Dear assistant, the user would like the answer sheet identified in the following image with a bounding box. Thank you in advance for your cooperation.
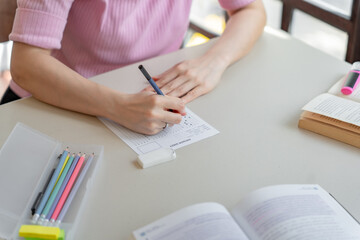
[90,65,219,154]
[99,108,219,154]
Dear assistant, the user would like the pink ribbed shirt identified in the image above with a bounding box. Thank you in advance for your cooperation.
[9,0,255,97]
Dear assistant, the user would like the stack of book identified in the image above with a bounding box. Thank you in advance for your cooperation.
[299,73,360,148]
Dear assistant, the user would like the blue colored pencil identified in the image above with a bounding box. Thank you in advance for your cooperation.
[54,153,95,225]
[39,153,76,224]
[45,153,81,221]
[31,148,69,223]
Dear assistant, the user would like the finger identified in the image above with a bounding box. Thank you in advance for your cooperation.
[154,66,178,79]
[142,86,156,92]
[162,97,186,117]
[142,71,179,92]
[161,75,189,95]
[154,68,180,88]
[161,110,184,125]
[166,80,198,98]
[142,76,161,92]
[145,126,164,135]
[181,87,206,104]
[143,118,172,135]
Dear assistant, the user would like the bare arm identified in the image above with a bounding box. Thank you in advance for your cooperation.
[144,0,266,103]
[11,42,186,135]
[206,0,267,66]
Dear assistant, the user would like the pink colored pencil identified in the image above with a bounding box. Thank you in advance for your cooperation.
[50,153,86,221]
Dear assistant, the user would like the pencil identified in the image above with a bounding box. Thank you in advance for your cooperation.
[39,153,76,224]
[31,168,55,215]
[53,153,95,225]
[45,153,81,221]
[32,148,69,223]
[50,153,87,223]
[31,154,61,215]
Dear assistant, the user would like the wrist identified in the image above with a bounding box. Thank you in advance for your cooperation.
[99,87,126,121]
[203,48,233,69]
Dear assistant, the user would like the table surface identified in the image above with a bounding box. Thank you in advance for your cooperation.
[1,27,359,239]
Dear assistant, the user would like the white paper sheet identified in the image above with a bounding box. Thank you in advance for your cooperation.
[90,65,219,154]
[99,108,219,154]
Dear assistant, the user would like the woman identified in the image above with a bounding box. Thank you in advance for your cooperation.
[3,0,266,135]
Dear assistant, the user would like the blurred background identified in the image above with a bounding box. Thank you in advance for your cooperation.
[185,0,353,60]
[0,0,356,99]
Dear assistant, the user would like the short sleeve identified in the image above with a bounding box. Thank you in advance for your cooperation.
[218,0,256,10]
[9,0,75,49]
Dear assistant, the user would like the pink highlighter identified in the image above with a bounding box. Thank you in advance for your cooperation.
[341,61,360,95]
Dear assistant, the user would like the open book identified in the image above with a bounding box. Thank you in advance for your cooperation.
[299,76,360,148]
[133,185,360,240]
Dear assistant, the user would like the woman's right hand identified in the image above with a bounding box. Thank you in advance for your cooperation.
[10,42,186,135]
[109,91,186,135]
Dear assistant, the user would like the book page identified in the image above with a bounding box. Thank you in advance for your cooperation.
[328,76,360,103]
[133,202,249,240]
[231,185,360,240]
[302,93,360,127]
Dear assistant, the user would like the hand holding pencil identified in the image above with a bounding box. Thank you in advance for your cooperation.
[106,65,186,135]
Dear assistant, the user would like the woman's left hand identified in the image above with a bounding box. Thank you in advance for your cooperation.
[143,0,266,103]
[143,54,228,103]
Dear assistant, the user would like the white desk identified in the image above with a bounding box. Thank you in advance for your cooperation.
[1,27,359,239]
